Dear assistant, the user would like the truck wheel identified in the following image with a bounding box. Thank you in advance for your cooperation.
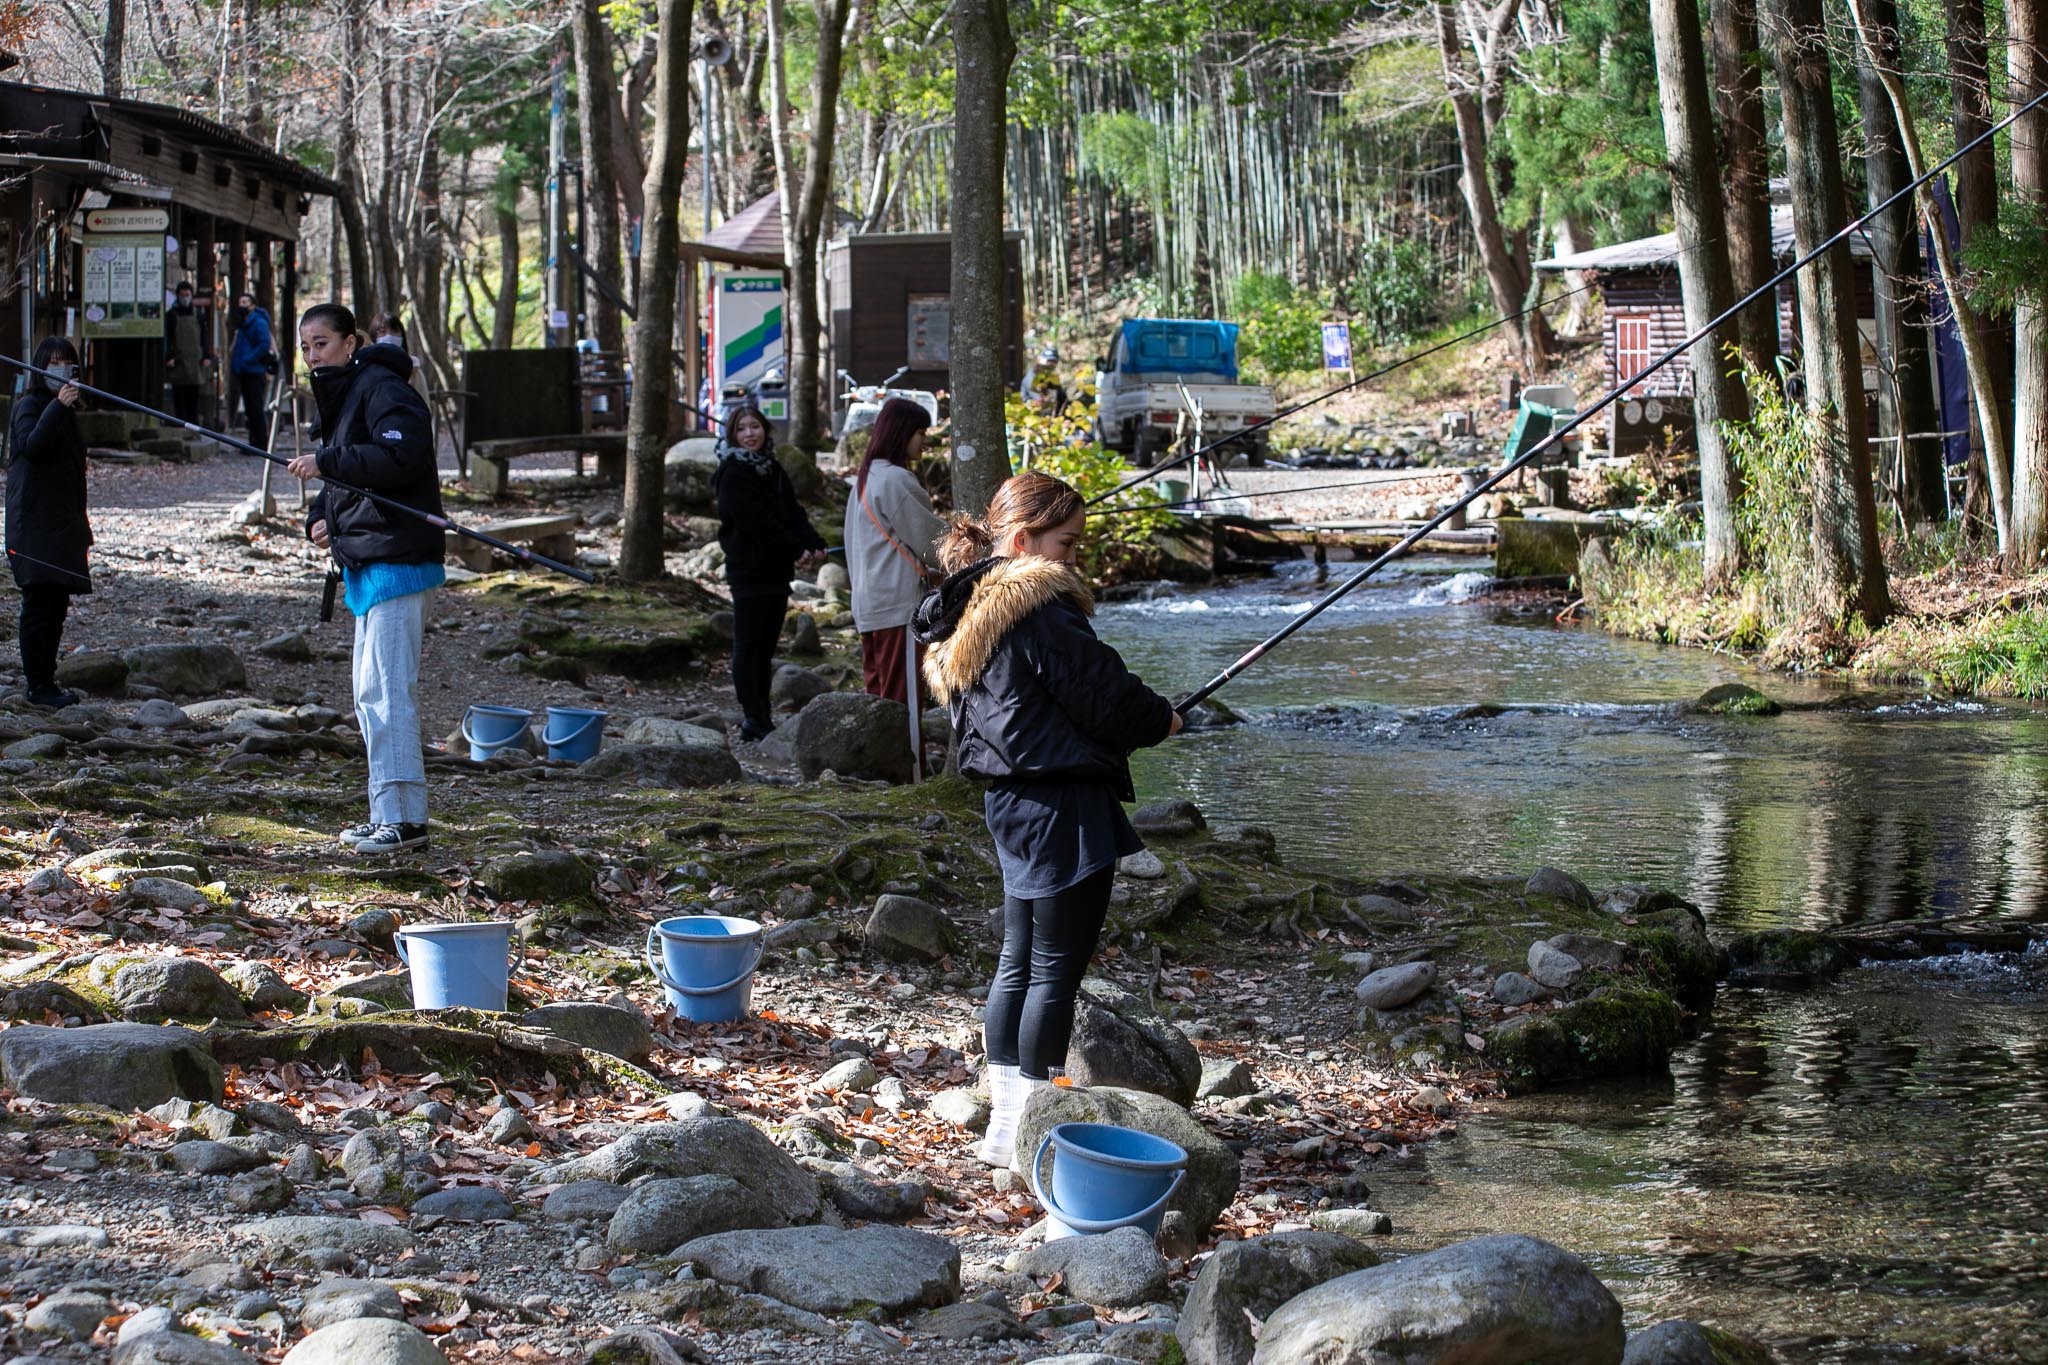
[1246,435,1269,468]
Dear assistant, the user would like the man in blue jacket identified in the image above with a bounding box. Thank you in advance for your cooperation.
[228,292,275,450]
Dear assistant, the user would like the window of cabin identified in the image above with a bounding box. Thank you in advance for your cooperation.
[1615,315,1652,393]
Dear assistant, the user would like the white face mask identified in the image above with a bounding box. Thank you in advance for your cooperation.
[44,362,75,390]
[373,334,401,348]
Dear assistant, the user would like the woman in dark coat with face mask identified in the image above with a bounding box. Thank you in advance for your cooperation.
[5,336,93,708]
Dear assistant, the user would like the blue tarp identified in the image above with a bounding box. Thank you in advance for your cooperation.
[1115,320,1240,380]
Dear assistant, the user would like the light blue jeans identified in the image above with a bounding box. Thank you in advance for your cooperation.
[353,589,432,825]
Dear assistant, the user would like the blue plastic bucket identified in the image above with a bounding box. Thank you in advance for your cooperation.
[544,706,607,763]
[462,704,533,762]
[646,915,763,1024]
[1030,1122,1187,1242]
[394,920,517,1011]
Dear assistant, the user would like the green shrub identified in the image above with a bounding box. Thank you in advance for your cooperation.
[1230,272,1325,376]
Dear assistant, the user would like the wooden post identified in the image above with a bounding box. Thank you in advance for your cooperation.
[681,246,702,431]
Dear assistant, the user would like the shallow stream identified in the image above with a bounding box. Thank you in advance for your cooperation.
[1100,559,2048,1362]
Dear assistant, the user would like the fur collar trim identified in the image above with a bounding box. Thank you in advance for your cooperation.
[920,556,1093,703]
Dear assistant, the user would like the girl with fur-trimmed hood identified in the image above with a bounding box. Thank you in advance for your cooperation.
[912,471,1183,1166]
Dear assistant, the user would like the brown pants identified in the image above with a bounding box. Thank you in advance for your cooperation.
[861,625,926,779]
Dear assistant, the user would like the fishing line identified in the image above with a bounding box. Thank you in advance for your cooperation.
[4,548,95,589]
[1170,83,2048,715]
[0,357,596,584]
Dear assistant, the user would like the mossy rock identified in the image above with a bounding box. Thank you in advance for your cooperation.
[1487,986,1684,1092]
[203,1011,663,1092]
[1722,929,1852,985]
[1687,683,1781,716]
[480,849,595,902]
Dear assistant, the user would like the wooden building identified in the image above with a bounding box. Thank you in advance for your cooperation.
[1535,205,1880,456]
[824,232,1025,424]
[1,80,338,417]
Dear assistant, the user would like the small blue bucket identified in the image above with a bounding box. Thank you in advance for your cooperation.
[646,915,763,1024]
[462,704,533,762]
[544,706,607,763]
[394,920,517,1011]
[1030,1122,1188,1242]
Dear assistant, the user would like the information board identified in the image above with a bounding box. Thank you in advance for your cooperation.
[907,294,951,367]
[1321,322,1353,372]
[711,270,785,401]
[81,232,166,339]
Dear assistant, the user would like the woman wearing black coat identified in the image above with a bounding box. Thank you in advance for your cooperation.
[5,336,92,708]
[711,406,826,741]
[912,470,1182,1168]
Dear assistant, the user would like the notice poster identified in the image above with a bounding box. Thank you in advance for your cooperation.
[81,233,168,339]
[907,294,950,367]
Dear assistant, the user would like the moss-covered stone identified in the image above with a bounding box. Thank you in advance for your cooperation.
[1488,987,1684,1092]
[1722,929,1853,984]
[1688,682,1782,716]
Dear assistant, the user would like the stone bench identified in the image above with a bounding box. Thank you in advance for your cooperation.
[467,433,627,498]
[448,514,580,573]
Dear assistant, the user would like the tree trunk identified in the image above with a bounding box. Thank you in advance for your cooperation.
[766,0,854,451]
[1771,0,1889,628]
[1850,0,2012,550]
[1435,0,1550,370]
[102,0,125,96]
[493,199,520,349]
[1854,0,1945,526]
[2009,0,2048,565]
[1945,0,2010,532]
[573,0,626,356]
[1651,0,1748,585]
[1708,0,1778,373]
[621,0,696,581]
[948,0,1016,516]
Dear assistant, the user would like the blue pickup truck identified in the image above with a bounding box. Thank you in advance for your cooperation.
[1091,319,1277,466]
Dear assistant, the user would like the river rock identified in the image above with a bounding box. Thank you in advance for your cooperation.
[1130,800,1205,836]
[865,894,961,962]
[25,1289,110,1341]
[239,1216,415,1266]
[1354,961,1436,1010]
[930,1088,989,1130]
[225,1167,293,1213]
[916,1300,1034,1342]
[1547,932,1629,970]
[113,957,245,1021]
[583,1325,699,1364]
[1525,866,1594,909]
[282,1318,445,1364]
[1249,1234,1623,1365]
[301,1278,407,1331]
[1017,1225,1167,1308]
[480,849,593,901]
[1179,1231,1379,1365]
[671,1224,960,1312]
[113,1329,261,1363]
[1622,1320,1773,1365]
[0,1022,223,1108]
[1197,1058,1255,1100]
[816,1056,880,1093]
[323,970,413,1012]
[120,876,216,912]
[1526,941,1584,992]
[257,630,315,662]
[522,1002,652,1063]
[620,717,728,750]
[1019,1084,1239,1235]
[1492,971,1548,1006]
[223,961,309,1011]
[1117,849,1167,880]
[792,692,913,783]
[811,1164,928,1222]
[165,1138,266,1175]
[815,561,851,595]
[770,665,830,711]
[578,742,743,787]
[2,978,104,1023]
[1064,977,1202,1106]
[1311,1208,1394,1238]
[529,1118,821,1223]
[133,698,192,728]
[607,1174,782,1253]
[57,649,129,693]
[1687,682,1781,716]
[786,613,823,655]
[122,643,248,696]
[4,732,66,760]
[410,1186,514,1220]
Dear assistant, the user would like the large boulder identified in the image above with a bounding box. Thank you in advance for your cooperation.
[527,1118,821,1224]
[1179,1231,1380,1365]
[281,1319,445,1365]
[1622,1321,1773,1365]
[121,643,248,696]
[57,650,129,694]
[606,1174,782,1254]
[522,1003,652,1063]
[1250,1234,1623,1365]
[112,957,246,1021]
[671,1224,960,1312]
[0,1023,223,1109]
[577,743,742,787]
[1016,1225,1167,1308]
[792,692,913,783]
[1063,978,1202,1106]
[1018,1084,1239,1235]
[479,850,594,902]
[865,895,962,963]
[664,437,721,507]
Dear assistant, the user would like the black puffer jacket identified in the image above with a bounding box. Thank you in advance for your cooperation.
[712,454,825,595]
[304,344,444,568]
[6,388,93,592]
[913,556,1176,799]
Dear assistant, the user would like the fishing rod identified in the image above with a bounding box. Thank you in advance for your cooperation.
[1170,84,2048,715]
[1083,275,1605,510]
[0,356,596,584]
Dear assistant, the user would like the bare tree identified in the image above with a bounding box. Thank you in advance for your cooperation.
[621,0,697,580]
[1772,0,1889,627]
[1709,0,1777,374]
[2009,0,2048,565]
[103,0,124,96]
[573,0,625,355]
[1650,0,1747,584]
[948,0,1016,516]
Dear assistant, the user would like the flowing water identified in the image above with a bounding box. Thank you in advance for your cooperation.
[1098,558,2048,1361]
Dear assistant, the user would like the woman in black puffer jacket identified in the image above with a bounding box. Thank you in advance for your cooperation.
[5,336,93,708]
[912,470,1182,1169]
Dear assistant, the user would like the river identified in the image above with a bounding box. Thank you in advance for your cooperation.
[1098,558,2048,1363]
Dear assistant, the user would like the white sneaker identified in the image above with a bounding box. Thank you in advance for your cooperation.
[976,1064,1023,1167]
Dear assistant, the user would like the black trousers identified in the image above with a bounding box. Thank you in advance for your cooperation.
[170,384,202,425]
[236,372,269,450]
[18,585,71,691]
[729,589,788,728]
[984,865,1116,1078]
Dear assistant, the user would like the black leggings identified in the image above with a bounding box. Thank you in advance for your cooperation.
[18,585,71,690]
[729,589,788,728]
[237,372,269,450]
[984,865,1116,1078]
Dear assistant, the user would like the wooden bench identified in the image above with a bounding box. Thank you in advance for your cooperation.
[467,432,628,498]
[448,514,581,573]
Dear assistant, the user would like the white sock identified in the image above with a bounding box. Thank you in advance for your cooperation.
[976,1063,1023,1167]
